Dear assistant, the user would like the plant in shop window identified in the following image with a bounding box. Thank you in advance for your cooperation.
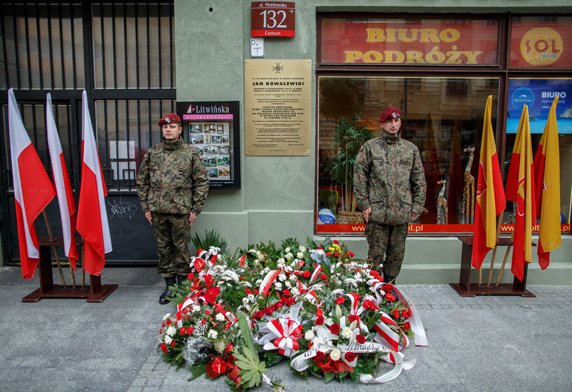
[328,116,374,224]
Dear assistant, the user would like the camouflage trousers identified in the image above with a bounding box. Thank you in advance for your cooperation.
[151,212,192,278]
[365,221,408,278]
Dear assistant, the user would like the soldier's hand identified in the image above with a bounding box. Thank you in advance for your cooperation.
[410,211,419,221]
[145,211,152,224]
[189,212,197,225]
[363,207,371,223]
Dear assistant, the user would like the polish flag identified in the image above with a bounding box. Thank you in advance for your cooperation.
[46,93,79,269]
[8,88,55,279]
[76,90,112,276]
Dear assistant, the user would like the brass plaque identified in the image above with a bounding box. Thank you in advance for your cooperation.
[245,59,312,156]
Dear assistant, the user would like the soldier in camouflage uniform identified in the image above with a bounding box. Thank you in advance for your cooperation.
[136,113,209,304]
[353,107,426,284]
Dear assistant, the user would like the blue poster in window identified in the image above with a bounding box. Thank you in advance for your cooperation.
[507,79,572,134]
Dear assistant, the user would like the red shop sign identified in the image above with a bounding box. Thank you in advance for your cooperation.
[251,2,295,38]
[320,17,500,66]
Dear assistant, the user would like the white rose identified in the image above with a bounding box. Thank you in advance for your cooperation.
[166,326,176,337]
[341,327,353,339]
[164,335,172,345]
[299,246,307,252]
[285,247,291,253]
[304,329,315,340]
[285,252,294,260]
[207,329,218,339]
[297,252,304,259]
[329,348,341,361]
[277,258,285,265]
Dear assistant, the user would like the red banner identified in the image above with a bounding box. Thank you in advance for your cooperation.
[510,16,572,69]
[316,224,571,235]
[320,18,499,65]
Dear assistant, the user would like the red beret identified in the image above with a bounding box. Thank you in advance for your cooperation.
[158,113,181,126]
[379,107,401,123]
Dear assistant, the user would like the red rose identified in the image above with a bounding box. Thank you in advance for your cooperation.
[344,352,356,362]
[160,343,168,353]
[333,252,339,258]
[332,239,339,244]
[225,343,234,354]
[171,341,177,347]
[335,296,345,305]
[186,326,194,335]
[362,299,379,311]
[206,356,227,379]
[320,273,327,281]
[403,322,411,330]
[315,316,325,325]
[179,328,185,336]
[329,323,341,335]
[347,251,355,258]
[382,284,393,292]
[385,293,396,302]
[369,270,382,280]
[401,309,411,319]
[348,314,360,324]
[315,351,326,362]
[282,288,291,296]
[303,271,311,279]
[356,334,366,344]
[392,309,400,319]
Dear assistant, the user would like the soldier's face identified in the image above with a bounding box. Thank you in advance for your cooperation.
[162,123,182,140]
[380,117,401,135]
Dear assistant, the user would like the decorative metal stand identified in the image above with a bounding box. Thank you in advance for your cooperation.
[436,178,448,224]
[22,237,117,303]
[449,236,535,297]
[462,146,475,224]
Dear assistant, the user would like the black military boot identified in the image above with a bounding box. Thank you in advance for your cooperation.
[176,274,187,285]
[159,276,177,305]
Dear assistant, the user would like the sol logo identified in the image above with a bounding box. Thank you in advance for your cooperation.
[520,28,562,66]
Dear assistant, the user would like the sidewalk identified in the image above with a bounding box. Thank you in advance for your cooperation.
[1,266,571,392]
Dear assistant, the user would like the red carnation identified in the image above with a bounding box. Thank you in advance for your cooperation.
[303,271,311,279]
[356,334,366,344]
[160,343,168,353]
[315,351,326,362]
[392,309,400,319]
[348,314,360,324]
[335,296,345,305]
[385,293,396,302]
[402,322,411,330]
[363,299,379,311]
[320,273,328,281]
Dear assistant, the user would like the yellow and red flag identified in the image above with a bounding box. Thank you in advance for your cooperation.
[471,96,506,269]
[505,105,536,282]
[533,97,561,269]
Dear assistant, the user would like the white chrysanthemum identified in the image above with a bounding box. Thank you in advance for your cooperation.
[299,246,307,252]
[277,257,285,265]
[296,251,304,259]
[285,281,292,288]
[248,294,255,302]
[192,305,201,313]
[291,287,300,296]
[285,247,291,253]
[257,252,265,261]
[285,252,294,260]
[242,297,249,305]
[207,329,218,339]
[329,348,341,361]
[289,274,298,282]
[278,273,287,281]
[256,279,262,286]
[163,313,171,321]
[215,313,225,321]
[274,282,283,291]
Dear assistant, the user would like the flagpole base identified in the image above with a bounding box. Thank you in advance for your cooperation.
[450,236,536,298]
[21,238,118,303]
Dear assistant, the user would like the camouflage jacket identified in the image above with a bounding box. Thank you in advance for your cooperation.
[136,139,209,215]
[353,132,426,225]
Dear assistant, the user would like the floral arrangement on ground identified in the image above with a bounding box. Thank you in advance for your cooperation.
[158,238,427,391]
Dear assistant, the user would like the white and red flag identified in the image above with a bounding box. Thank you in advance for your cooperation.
[76,90,112,276]
[533,97,561,269]
[8,88,56,279]
[471,95,506,269]
[46,93,79,270]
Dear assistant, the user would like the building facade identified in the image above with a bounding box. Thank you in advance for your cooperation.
[1,0,571,284]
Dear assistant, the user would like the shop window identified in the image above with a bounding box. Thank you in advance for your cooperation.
[504,78,572,227]
[316,76,499,235]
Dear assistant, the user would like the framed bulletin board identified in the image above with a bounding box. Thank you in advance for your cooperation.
[177,101,241,189]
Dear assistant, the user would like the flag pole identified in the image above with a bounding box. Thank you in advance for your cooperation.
[496,230,516,286]
[486,212,505,286]
[41,210,66,287]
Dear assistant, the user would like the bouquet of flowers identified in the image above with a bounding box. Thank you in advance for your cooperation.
[158,238,426,390]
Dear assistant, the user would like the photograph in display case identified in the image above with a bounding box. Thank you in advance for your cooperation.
[177,101,241,188]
